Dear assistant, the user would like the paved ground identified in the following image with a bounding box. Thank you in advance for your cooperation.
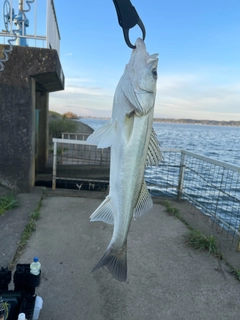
[0,186,43,268]
[1,186,240,319]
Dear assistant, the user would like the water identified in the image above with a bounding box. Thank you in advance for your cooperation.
[81,118,240,167]
[81,118,240,235]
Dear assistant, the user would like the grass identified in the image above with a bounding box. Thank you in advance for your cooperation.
[231,269,240,281]
[162,200,193,231]
[9,193,44,269]
[0,194,18,215]
[162,200,218,254]
[2,301,9,319]
[237,226,240,252]
[185,229,218,254]
[161,199,240,281]
[0,296,9,319]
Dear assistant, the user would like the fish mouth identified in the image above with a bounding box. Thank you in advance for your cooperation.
[134,38,146,51]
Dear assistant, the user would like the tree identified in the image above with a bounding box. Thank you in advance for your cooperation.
[62,112,79,119]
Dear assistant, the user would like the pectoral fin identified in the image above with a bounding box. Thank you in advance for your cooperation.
[86,120,117,148]
[133,181,153,219]
[90,196,114,225]
[146,128,162,166]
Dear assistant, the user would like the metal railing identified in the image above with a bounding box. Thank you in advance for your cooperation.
[51,138,240,239]
[146,149,240,239]
[52,138,110,190]
[0,0,60,54]
[46,0,60,53]
[61,132,90,141]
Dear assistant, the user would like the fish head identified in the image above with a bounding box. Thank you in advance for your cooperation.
[123,38,159,116]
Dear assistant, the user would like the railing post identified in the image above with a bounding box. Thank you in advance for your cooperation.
[101,149,104,165]
[177,151,186,200]
[52,139,57,190]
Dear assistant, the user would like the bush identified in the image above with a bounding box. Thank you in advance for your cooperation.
[49,118,78,138]
[62,112,79,119]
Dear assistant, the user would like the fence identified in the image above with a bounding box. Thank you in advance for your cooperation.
[46,0,60,53]
[0,0,60,54]
[52,138,110,190]
[61,132,90,141]
[146,149,240,239]
[52,138,240,240]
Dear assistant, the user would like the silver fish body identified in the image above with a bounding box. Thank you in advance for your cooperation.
[87,38,161,282]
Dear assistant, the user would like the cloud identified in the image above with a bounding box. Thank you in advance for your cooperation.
[65,53,72,56]
[50,80,113,117]
[65,77,95,84]
[50,71,240,121]
[64,85,105,96]
[51,78,112,99]
[50,105,111,118]
[155,73,240,120]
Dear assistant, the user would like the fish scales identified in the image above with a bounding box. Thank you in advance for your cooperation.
[87,38,161,282]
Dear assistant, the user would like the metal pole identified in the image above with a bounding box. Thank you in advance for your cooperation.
[177,151,186,200]
[10,0,13,33]
[46,0,49,48]
[52,139,57,190]
[19,0,24,39]
[34,0,37,46]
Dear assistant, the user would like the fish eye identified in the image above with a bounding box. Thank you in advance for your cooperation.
[152,69,157,77]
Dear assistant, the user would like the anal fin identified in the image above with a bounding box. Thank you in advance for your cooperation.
[90,196,114,225]
[146,128,162,167]
[133,181,153,219]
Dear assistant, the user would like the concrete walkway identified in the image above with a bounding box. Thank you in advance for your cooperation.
[15,190,240,320]
[0,186,43,268]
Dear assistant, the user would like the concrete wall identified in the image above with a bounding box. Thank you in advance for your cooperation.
[0,45,64,192]
[36,91,49,173]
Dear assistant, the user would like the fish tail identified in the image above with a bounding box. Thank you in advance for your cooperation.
[92,245,127,282]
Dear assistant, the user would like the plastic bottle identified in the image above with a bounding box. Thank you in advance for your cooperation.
[30,257,41,275]
[18,313,27,320]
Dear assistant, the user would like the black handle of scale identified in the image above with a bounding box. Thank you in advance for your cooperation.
[112,0,146,49]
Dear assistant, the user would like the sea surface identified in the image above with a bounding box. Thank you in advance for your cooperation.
[81,118,240,167]
[80,118,240,234]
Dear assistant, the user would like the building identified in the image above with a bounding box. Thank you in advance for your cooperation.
[0,0,64,191]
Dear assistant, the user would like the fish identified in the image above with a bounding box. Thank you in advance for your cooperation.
[87,38,162,282]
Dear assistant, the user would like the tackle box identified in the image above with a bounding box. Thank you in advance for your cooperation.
[0,264,41,320]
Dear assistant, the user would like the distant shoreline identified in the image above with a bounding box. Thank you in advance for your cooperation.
[81,116,240,127]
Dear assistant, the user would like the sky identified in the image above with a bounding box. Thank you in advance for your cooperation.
[2,0,240,120]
